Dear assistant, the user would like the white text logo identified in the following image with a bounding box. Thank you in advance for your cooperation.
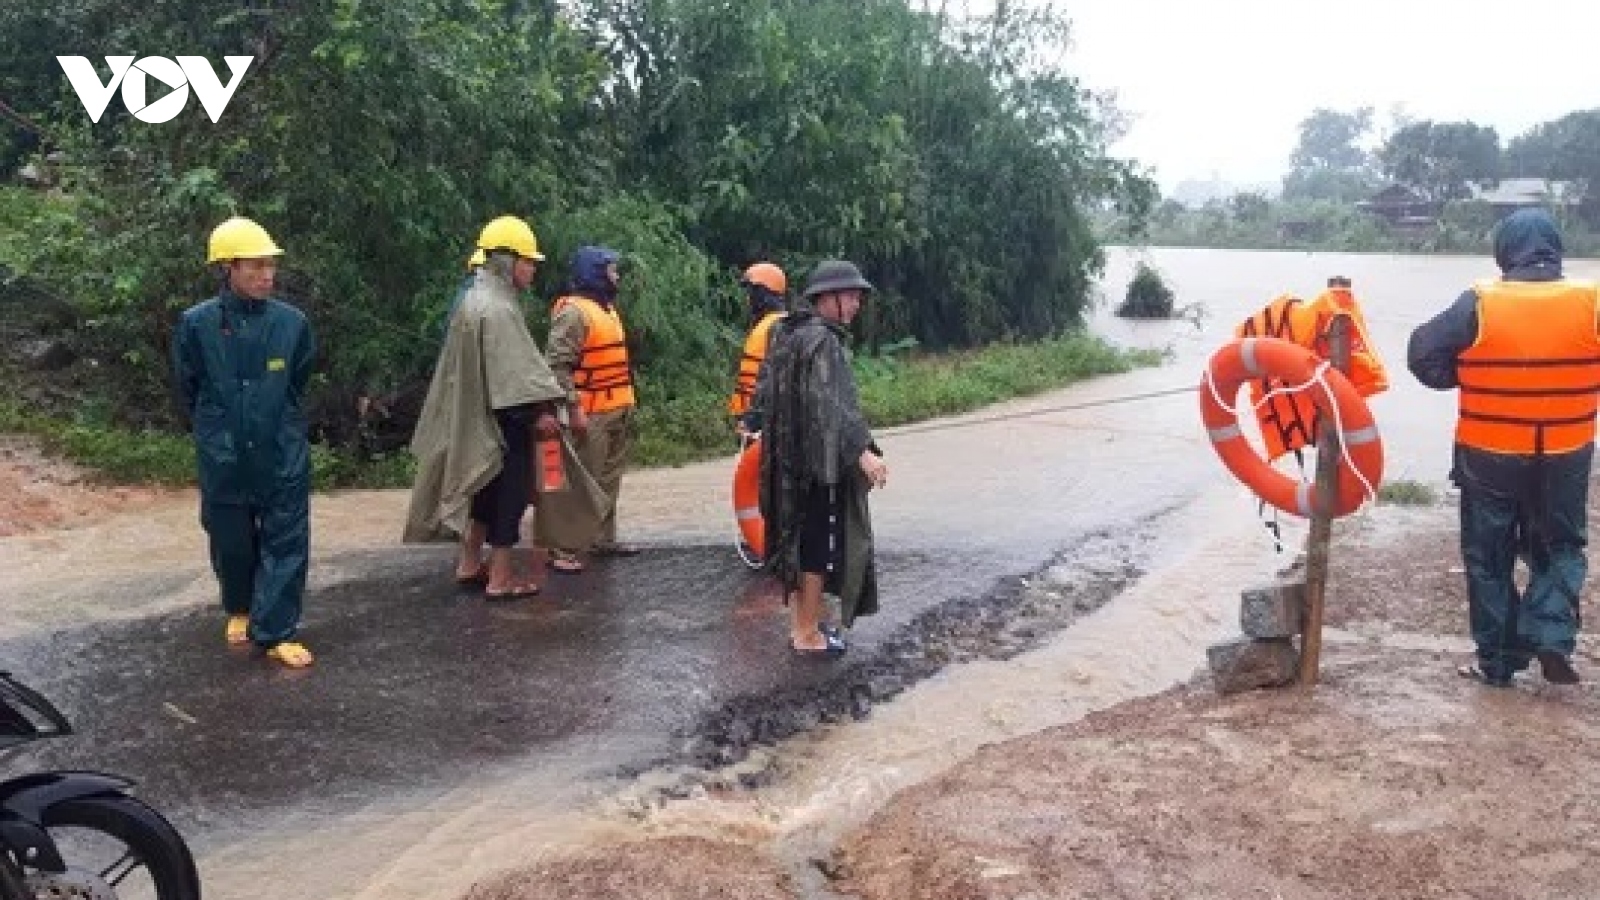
[56,56,254,124]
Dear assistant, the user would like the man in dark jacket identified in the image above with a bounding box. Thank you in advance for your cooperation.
[174,217,316,668]
[1408,208,1597,686]
[754,259,887,655]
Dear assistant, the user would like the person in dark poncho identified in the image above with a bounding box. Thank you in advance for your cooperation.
[752,259,887,655]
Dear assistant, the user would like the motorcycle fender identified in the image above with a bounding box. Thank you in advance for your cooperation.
[0,772,133,873]
[0,813,62,873]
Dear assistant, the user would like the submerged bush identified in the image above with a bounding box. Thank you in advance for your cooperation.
[1117,262,1177,318]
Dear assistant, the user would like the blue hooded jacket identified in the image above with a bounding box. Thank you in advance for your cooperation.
[568,246,621,306]
[1407,207,1591,491]
[1407,208,1565,391]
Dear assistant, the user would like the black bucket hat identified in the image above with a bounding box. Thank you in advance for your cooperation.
[802,259,873,298]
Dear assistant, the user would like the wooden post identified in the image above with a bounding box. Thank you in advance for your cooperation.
[1298,280,1353,687]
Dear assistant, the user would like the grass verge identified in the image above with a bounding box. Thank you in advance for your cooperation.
[0,332,1163,490]
[1376,479,1440,507]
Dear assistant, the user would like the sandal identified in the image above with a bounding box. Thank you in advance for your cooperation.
[550,551,586,573]
[591,543,642,558]
[792,624,847,657]
[455,566,488,585]
[225,614,250,646]
[485,581,542,601]
[266,641,315,669]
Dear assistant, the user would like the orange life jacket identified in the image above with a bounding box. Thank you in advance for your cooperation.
[1307,286,1388,396]
[727,311,783,415]
[1456,278,1600,455]
[1234,287,1389,462]
[553,295,635,414]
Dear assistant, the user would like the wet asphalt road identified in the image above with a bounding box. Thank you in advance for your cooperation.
[0,542,996,832]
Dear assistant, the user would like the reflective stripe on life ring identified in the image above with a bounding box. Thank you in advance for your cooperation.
[1199,336,1384,518]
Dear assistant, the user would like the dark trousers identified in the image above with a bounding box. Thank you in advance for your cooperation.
[1457,444,1589,678]
[798,483,842,575]
[202,490,309,647]
[471,408,532,548]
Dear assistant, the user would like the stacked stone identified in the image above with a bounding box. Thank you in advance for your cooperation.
[1206,581,1304,694]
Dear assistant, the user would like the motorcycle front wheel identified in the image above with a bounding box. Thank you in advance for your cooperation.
[29,793,201,900]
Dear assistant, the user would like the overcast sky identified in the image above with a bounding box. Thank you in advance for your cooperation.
[1052,0,1600,191]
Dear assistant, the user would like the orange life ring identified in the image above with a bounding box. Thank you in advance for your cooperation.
[732,437,766,560]
[1200,336,1384,518]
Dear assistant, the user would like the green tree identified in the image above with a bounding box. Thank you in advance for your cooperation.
[1282,107,1380,201]
[1228,192,1271,224]
[1290,107,1373,171]
[1506,109,1600,195]
[1379,120,1502,202]
[0,0,1146,459]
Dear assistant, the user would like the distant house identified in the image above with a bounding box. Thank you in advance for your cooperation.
[1467,178,1581,220]
[1355,184,1440,227]
[1278,219,1315,242]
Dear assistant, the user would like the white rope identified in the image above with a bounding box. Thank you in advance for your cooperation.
[1313,372,1382,513]
[1202,353,1380,516]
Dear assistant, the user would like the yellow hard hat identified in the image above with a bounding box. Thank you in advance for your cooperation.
[208,217,283,263]
[467,248,486,271]
[741,262,786,294]
[475,215,546,261]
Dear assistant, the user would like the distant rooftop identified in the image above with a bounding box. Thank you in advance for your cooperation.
[1468,178,1578,205]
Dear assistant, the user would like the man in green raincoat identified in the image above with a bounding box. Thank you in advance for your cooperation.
[173,216,317,668]
[404,215,605,596]
[754,259,887,655]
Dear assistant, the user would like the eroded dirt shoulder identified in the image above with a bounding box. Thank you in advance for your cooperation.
[829,491,1600,900]
[830,641,1600,899]
[0,436,175,536]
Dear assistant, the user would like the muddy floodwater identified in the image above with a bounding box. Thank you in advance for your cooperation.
[2,246,1596,899]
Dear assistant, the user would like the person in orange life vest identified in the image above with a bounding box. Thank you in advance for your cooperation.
[1408,208,1593,687]
[546,246,639,571]
[730,262,788,438]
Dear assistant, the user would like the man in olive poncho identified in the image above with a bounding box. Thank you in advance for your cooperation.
[753,259,887,655]
[404,215,572,598]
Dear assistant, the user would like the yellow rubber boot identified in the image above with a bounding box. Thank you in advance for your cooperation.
[266,641,314,668]
[225,615,250,646]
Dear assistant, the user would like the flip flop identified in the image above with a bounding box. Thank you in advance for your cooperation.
[486,581,542,601]
[550,552,585,573]
[590,543,642,558]
[455,568,488,586]
[225,614,250,646]
[265,641,314,669]
[792,625,847,657]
